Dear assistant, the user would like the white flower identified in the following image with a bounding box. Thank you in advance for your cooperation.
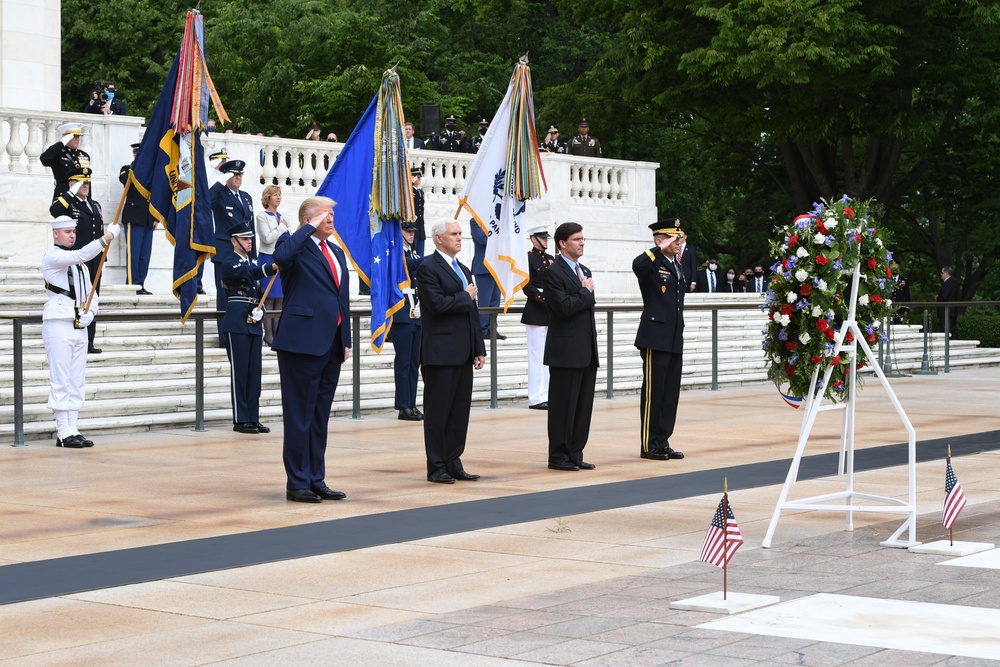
[795,269,808,282]
[796,247,809,258]
[780,244,788,252]
[858,294,870,306]
[814,232,827,244]
[799,332,811,344]
[786,291,798,303]
[817,280,827,291]
[825,217,838,229]
[876,238,883,247]
[872,320,881,329]
[811,306,823,317]
[885,299,892,308]
[778,314,791,326]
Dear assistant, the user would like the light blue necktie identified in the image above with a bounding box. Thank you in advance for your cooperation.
[452,257,468,288]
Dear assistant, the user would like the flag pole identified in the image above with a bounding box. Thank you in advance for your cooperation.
[83,180,130,313]
[723,477,729,601]
[948,444,954,546]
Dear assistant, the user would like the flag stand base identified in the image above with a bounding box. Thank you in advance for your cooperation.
[671,592,780,615]
[762,264,920,550]
[908,540,994,557]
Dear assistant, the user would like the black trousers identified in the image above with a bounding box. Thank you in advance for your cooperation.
[421,363,473,476]
[639,348,683,455]
[547,363,597,465]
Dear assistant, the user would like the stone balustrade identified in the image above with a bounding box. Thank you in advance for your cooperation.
[2,108,658,297]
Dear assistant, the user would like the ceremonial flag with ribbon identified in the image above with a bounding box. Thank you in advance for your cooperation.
[943,456,967,529]
[458,55,546,311]
[316,69,411,351]
[128,9,229,322]
[699,494,744,568]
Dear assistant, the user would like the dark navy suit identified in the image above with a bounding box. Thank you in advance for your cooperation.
[392,248,424,411]
[219,247,275,425]
[210,182,255,344]
[272,225,351,492]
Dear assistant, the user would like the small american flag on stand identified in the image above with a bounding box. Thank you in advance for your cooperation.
[943,456,967,530]
[699,495,744,568]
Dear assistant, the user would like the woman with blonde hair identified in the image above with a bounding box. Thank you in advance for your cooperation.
[255,184,290,346]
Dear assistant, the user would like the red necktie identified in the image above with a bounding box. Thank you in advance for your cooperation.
[575,264,584,282]
[319,240,342,325]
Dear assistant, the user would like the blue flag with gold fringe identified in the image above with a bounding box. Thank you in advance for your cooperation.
[128,10,227,322]
[316,70,411,352]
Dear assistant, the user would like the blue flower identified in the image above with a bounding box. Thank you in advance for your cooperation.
[880,332,889,342]
[841,194,852,204]
[812,202,825,214]
[866,227,876,235]
[825,343,835,354]
[886,251,893,262]
[789,355,798,364]
[778,329,788,341]
[816,380,824,390]
[824,237,834,247]
[796,300,809,311]
[865,323,876,335]
[832,259,843,271]
[786,256,798,269]
[878,279,886,289]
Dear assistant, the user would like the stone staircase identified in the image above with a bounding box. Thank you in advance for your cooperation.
[2,253,999,443]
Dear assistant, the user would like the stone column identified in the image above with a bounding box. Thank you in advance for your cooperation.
[0,0,61,112]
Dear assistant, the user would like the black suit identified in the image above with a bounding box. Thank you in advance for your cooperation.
[543,256,598,466]
[633,248,685,457]
[748,275,768,293]
[720,279,741,293]
[678,243,697,291]
[272,226,351,492]
[696,268,720,293]
[937,275,960,334]
[416,252,485,476]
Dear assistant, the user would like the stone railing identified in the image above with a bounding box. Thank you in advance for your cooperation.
[1,108,659,296]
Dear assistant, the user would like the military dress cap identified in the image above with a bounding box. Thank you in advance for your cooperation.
[444,114,458,123]
[130,142,141,150]
[410,165,424,176]
[478,118,489,127]
[51,215,77,230]
[209,148,229,161]
[547,125,559,133]
[401,220,418,231]
[220,159,245,175]
[67,166,92,182]
[57,122,84,136]
[649,218,683,237]
[526,224,549,237]
[226,222,254,238]
[577,117,590,126]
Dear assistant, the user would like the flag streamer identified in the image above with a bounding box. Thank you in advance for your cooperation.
[371,69,415,223]
[505,60,546,200]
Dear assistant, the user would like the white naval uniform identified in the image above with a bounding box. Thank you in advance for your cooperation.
[42,238,104,438]
[525,325,549,406]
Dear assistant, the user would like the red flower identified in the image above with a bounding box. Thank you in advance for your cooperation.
[785,341,797,351]
[810,355,822,364]
[855,232,862,243]
[871,294,883,304]
[845,331,854,342]
[886,267,892,278]
[824,328,836,339]
[786,364,796,376]
[833,380,844,388]
[843,207,855,219]
[867,258,877,270]
[781,258,789,269]
[867,333,876,343]
[816,319,829,332]
[830,354,841,366]
[780,304,794,316]
[817,221,827,234]
[768,311,774,321]
[857,362,865,370]
[800,284,812,296]
[789,235,798,248]
[815,255,829,266]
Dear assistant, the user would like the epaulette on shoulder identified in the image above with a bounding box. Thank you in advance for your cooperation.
[645,249,656,262]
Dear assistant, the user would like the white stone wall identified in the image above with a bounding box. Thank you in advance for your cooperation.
[0,0,61,112]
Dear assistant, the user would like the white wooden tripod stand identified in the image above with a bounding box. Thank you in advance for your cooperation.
[761,260,920,549]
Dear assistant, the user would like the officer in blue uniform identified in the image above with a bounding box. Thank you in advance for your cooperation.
[120,143,158,294]
[633,219,686,461]
[211,159,255,347]
[392,220,425,421]
[219,221,276,434]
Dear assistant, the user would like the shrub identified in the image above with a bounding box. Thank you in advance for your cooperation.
[957,308,1000,348]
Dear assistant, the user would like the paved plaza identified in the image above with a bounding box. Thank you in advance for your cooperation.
[1,368,998,665]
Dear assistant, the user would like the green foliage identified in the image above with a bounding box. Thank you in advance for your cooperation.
[956,308,1000,348]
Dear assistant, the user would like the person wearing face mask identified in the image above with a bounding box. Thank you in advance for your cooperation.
[696,256,721,293]
[82,82,126,116]
[748,264,768,293]
[721,267,742,293]
[431,115,467,152]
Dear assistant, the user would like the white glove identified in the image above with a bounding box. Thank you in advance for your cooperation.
[250,308,264,323]
[108,224,122,240]
[69,181,83,196]
[60,134,74,146]
[77,311,95,328]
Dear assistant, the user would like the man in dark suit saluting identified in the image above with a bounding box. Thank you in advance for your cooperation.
[273,196,351,503]
[543,222,599,471]
[416,219,486,483]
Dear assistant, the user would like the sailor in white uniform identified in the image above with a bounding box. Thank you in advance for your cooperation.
[42,215,120,448]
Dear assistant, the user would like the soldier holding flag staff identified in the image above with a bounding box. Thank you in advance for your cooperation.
[120,143,158,295]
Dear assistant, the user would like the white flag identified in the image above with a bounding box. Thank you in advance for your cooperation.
[459,81,531,310]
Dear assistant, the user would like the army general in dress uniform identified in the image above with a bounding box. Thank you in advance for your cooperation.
[432,115,467,152]
[219,222,277,435]
[40,122,92,200]
[632,219,686,461]
[568,117,602,158]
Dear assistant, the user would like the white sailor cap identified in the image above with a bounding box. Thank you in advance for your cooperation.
[57,122,84,136]
[51,215,77,230]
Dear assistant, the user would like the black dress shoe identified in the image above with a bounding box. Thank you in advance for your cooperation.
[76,433,95,447]
[548,462,579,471]
[56,434,88,449]
[666,447,685,459]
[286,488,322,503]
[310,485,346,500]
[528,402,548,410]
[398,408,421,422]
[137,288,152,295]
[427,469,456,484]
[495,333,507,340]
[451,470,480,481]
[640,451,669,460]
[412,408,424,418]
[88,346,102,354]
[574,461,596,470]
[233,422,260,434]
[253,422,270,434]
[197,288,207,295]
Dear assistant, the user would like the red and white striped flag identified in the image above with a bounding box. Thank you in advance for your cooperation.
[699,495,744,568]
[943,458,967,529]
